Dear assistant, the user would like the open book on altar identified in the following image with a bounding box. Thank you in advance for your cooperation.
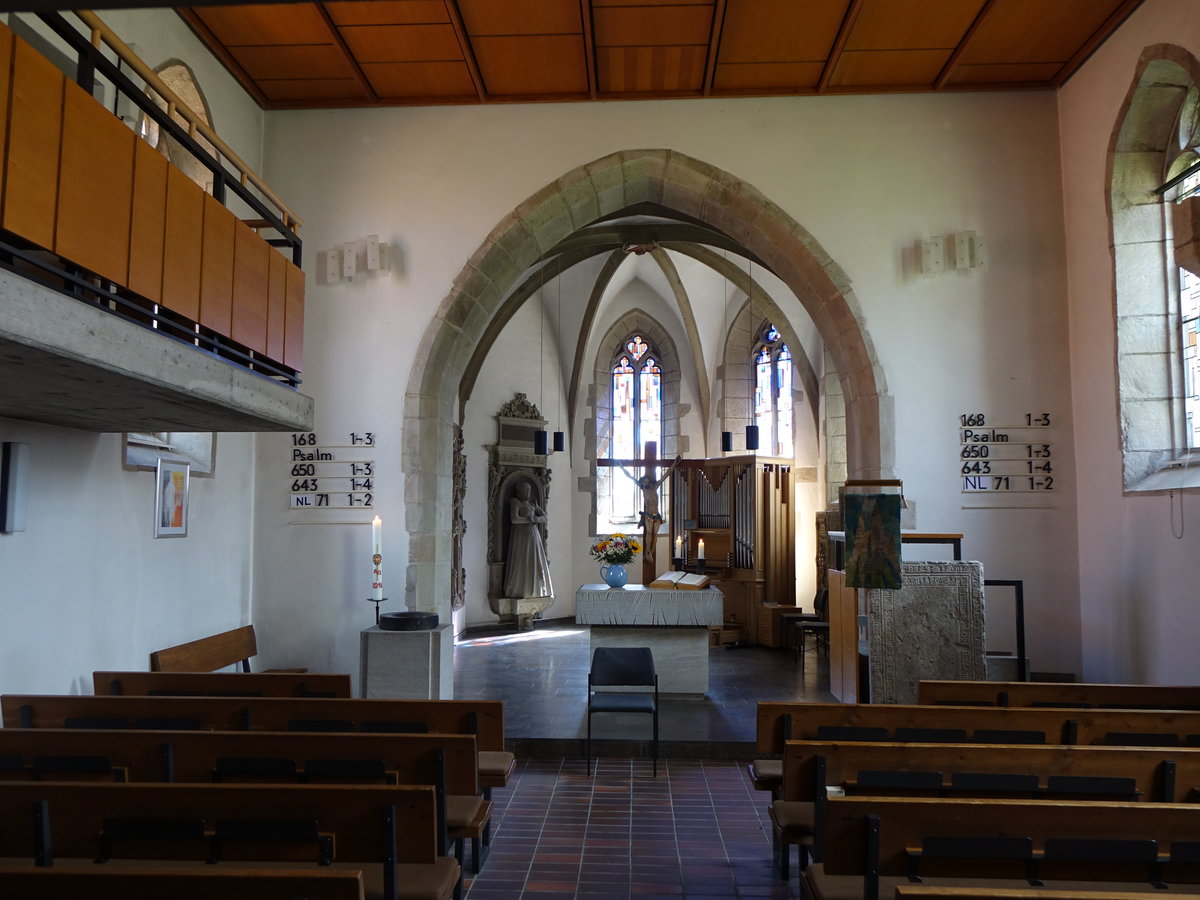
[648,571,712,590]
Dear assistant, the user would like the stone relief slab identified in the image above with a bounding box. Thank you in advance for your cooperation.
[866,560,986,704]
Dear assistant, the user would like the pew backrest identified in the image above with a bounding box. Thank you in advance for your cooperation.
[149,625,263,672]
[822,796,1200,895]
[782,740,1188,803]
[756,701,1200,754]
[919,680,1200,710]
[2,694,506,752]
[95,670,352,698]
[0,781,439,865]
[0,727,480,795]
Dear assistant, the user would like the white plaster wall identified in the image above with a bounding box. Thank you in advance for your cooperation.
[260,89,1080,676]
[0,9,273,693]
[0,421,258,693]
[1058,0,1200,682]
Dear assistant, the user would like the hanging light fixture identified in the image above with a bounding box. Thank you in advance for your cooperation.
[745,254,760,452]
[534,263,549,455]
[721,251,733,453]
[553,268,566,453]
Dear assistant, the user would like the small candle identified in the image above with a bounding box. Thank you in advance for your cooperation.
[371,516,383,601]
[675,536,682,558]
[697,538,705,560]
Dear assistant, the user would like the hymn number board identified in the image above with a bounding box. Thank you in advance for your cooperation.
[288,432,375,510]
[959,412,1058,507]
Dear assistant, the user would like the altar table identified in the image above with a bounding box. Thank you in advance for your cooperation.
[575,584,724,695]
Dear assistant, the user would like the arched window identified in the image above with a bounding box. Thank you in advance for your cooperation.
[608,334,662,523]
[753,324,793,457]
[1111,52,1200,489]
[1175,166,1200,449]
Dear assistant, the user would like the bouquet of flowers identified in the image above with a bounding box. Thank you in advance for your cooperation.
[589,533,642,564]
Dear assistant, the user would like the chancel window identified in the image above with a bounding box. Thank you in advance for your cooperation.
[606,335,662,526]
[753,325,793,457]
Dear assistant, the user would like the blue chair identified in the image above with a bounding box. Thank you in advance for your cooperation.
[587,647,659,776]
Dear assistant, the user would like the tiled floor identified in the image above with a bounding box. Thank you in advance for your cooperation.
[453,622,829,898]
[464,756,795,899]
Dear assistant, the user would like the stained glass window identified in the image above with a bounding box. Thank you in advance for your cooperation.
[607,335,664,524]
[753,325,793,456]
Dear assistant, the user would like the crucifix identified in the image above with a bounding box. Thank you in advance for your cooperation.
[597,441,680,584]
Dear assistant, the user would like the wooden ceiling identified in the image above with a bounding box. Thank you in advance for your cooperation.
[174,0,1146,110]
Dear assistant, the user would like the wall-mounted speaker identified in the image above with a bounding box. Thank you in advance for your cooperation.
[1,442,30,533]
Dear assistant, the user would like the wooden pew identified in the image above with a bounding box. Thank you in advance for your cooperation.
[768,739,1197,876]
[919,680,1200,711]
[756,701,1200,756]
[2,694,516,792]
[0,727,488,872]
[95,670,352,698]
[149,624,302,673]
[0,781,459,900]
[811,796,1200,900]
[0,867,366,900]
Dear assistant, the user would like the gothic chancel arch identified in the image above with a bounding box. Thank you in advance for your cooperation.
[401,149,892,615]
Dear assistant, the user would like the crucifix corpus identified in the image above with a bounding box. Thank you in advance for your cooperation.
[597,441,680,584]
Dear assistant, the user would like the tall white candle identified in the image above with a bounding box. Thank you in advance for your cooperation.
[674,535,682,558]
[697,538,705,560]
[371,516,383,601]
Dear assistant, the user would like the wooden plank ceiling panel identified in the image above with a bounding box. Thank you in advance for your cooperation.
[828,49,952,90]
[711,61,824,93]
[363,61,478,100]
[258,78,370,103]
[844,0,985,51]
[592,4,714,48]
[326,1,449,27]
[960,0,1126,65]
[339,24,464,63]
[943,62,1064,87]
[192,3,334,46]
[718,0,848,63]
[597,45,708,95]
[230,45,360,81]
[171,0,1145,108]
[473,35,588,97]
[459,0,581,35]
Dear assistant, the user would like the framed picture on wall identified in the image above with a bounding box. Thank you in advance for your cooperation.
[154,459,190,538]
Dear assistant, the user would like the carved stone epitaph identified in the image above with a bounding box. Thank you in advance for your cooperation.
[486,393,555,629]
[866,560,986,704]
[450,425,466,612]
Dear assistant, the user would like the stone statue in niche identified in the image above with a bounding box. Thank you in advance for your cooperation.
[486,393,555,630]
[503,480,553,601]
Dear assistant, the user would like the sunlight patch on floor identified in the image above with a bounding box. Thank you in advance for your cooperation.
[457,628,587,647]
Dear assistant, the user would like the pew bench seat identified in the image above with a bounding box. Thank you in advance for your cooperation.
[478,749,515,791]
[0,865,367,900]
[806,867,1200,900]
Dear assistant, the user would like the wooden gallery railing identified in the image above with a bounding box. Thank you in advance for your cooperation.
[0,12,305,385]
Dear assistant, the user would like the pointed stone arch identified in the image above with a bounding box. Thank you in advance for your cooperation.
[402,149,891,614]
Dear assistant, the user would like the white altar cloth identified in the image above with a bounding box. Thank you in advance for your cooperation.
[575,584,723,695]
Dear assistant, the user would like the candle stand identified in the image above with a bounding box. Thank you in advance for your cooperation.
[366,596,388,625]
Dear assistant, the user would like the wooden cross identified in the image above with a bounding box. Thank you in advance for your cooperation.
[597,441,678,584]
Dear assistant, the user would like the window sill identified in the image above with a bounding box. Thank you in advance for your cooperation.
[1127,457,1200,493]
